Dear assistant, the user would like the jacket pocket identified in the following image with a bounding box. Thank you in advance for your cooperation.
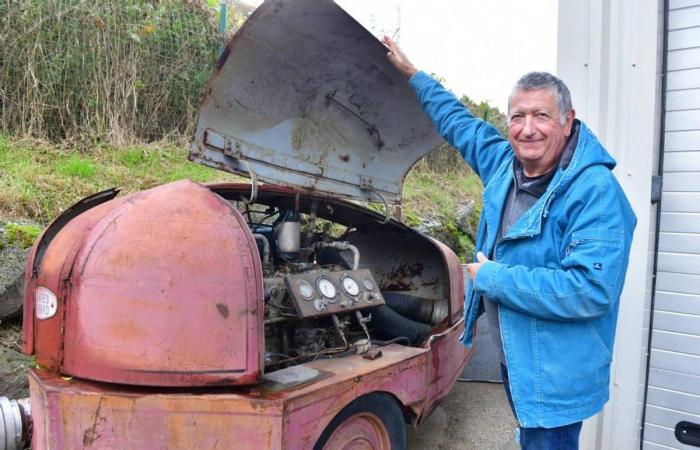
[565,229,624,288]
[536,319,612,407]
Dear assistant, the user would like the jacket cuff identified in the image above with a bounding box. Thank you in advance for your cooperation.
[408,71,435,93]
[473,261,501,296]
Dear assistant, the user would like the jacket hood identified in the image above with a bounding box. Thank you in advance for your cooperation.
[563,120,617,178]
[503,119,618,239]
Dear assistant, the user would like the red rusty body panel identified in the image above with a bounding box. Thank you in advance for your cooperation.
[26,180,264,386]
[24,197,128,370]
[28,345,428,450]
[281,345,428,450]
[430,238,466,324]
[29,369,283,450]
[420,319,475,422]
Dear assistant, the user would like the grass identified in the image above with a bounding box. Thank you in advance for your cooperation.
[403,160,483,259]
[4,223,42,249]
[0,136,483,260]
[0,137,243,224]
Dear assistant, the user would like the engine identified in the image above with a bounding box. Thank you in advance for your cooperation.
[22,181,455,388]
[237,198,436,370]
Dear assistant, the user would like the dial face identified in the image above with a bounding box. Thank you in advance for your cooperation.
[342,277,360,296]
[298,280,314,300]
[362,277,374,291]
[313,298,326,312]
[317,278,337,300]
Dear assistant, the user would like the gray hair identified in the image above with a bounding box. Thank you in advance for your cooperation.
[508,72,573,124]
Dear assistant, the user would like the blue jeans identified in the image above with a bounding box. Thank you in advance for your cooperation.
[500,364,582,450]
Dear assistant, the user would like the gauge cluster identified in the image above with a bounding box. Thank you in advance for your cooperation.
[284,269,384,318]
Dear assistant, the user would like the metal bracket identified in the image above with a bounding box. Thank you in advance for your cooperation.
[360,177,390,224]
[225,140,258,204]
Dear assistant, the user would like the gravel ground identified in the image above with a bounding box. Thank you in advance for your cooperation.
[0,320,31,399]
[408,381,519,450]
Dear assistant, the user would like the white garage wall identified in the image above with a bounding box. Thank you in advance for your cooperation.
[557,1,663,449]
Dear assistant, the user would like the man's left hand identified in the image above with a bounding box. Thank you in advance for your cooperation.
[466,252,490,281]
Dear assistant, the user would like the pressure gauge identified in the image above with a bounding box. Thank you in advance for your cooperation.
[362,277,374,291]
[313,298,327,312]
[341,276,360,297]
[298,280,314,300]
[317,278,337,300]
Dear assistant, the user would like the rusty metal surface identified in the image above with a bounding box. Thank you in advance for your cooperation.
[189,0,441,205]
[28,180,264,386]
[24,197,127,370]
[345,228,449,311]
[28,345,428,449]
[430,238,467,324]
[23,189,119,355]
[28,370,284,450]
[420,320,475,423]
[283,346,428,449]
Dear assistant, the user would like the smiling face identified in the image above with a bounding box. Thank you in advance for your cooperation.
[508,88,575,177]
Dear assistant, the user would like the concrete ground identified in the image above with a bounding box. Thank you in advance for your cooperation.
[407,380,519,450]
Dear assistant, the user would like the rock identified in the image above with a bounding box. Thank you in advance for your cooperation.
[415,216,442,234]
[456,200,476,240]
[0,221,40,321]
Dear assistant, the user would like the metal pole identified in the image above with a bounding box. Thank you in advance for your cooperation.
[219,2,228,56]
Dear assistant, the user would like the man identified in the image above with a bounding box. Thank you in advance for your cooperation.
[383,36,636,450]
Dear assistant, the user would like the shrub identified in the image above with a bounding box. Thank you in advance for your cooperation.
[0,0,223,144]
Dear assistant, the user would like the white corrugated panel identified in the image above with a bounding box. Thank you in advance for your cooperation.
[670,0,700,10]
[644,10,700,449]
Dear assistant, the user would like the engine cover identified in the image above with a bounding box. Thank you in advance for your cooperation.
[23,180,264,387]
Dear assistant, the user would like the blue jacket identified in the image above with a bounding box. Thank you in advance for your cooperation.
[409,71,636,428]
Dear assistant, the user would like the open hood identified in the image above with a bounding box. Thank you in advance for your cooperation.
[189,0,441,205]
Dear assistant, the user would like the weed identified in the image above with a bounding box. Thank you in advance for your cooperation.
[56,156,97,179]
[119,148,146,167]
[5,223,41,249]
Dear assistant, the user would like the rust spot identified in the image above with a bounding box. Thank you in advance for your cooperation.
[338,154,350,162]
[216,303,230,318]
[382,261,425,291]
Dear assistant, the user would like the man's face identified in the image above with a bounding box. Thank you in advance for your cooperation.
[508,88,575,177]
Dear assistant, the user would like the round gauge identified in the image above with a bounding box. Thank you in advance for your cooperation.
[362,277,374,291]
[341,277,360,297]
[298,280,314,300]
[317,278,337,300]
[313,299,326,312]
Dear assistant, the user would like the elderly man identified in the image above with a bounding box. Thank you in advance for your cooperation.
[383,37,636,450]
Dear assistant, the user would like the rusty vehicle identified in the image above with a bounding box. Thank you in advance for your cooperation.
[0,1,475,448]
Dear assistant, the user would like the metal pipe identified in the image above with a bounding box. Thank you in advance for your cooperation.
[331,314,348,348]
[315,242,360,270]
[0,397,30,450]
[252,233,270,264]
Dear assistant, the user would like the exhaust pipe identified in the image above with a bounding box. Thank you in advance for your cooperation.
[0,397,30,450]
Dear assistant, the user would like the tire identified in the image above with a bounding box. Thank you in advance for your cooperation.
[314,393,406,450]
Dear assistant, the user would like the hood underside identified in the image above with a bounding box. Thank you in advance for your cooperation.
[189,0,441,204]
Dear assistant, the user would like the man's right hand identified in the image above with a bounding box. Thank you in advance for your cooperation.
[382,35,418,78]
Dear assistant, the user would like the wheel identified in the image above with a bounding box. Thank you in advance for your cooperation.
[314,393,406,450]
